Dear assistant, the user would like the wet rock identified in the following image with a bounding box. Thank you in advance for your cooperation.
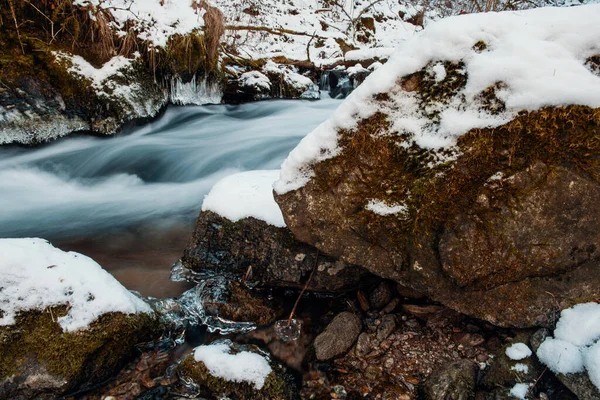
[530,328,600,400]
[424,360,476,400]
[314,312,362,361]
[179,211,374,293]
[177,340,297,400]
[0,309,158,400]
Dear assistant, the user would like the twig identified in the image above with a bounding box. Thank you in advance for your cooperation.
[287,249,319,326]
[527,366,547,396]
[8,0,25,54]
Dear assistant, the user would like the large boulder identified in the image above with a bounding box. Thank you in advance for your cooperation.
[0,239,158,399]
[274,6,600,327]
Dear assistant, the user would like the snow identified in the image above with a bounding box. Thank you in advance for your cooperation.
[65,54,133,89]
[347,63,370,77]
[274,5,600,194]
[193,342,272,390]
[202,170,285,227]
[506,343,532,360]
[510,383,530,399]
[365,199,408,216]
[553,302,600,346]
[511,363,530,373]
[536,302,600,389]
[537,337,585,374]
[73,0,206,48]
[239,71,272,92]
[0,238,152,332]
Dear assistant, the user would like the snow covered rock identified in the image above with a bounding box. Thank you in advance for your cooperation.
[274,5,600,327]
[0,238,158,398]
[177,340,297,400]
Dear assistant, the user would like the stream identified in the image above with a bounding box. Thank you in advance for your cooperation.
[0,96,341,297]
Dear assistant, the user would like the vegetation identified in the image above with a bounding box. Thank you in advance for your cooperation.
[0,306,158,393]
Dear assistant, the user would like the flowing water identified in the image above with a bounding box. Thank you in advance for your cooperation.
[0,96,341,297]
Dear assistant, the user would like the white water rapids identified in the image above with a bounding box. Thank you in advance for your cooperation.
[0,97,341,241]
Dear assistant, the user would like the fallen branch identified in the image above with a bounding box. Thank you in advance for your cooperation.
[225,25,325,38]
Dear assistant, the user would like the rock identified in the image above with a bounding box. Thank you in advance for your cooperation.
[369,281,394,309]
[177,340,297,400]
[376,314,397,342]
[355,332,373,357]
[275,31,600,327]
[0,309,158,400]
[424,360,476,400]
[179,211,374,293]
[314,312,362,361]
[530,328,600,400]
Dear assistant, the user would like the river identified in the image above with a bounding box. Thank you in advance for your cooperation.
[0,96,341,297]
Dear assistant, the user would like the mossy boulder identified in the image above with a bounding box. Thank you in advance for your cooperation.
[177,341,297,400]
[179,211,374,293]
[274,7,600,328]
[0,308,158,399]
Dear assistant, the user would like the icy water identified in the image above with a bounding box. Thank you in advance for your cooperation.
[0,96,341,296]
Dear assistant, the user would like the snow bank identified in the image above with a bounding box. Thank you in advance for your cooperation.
[275,4,600,194]
[74,0,205,48]
[536,302,600,390]
[194,342,272,390]
[0,238,152,332]
[506,343,532,360]
[202,170,285,227]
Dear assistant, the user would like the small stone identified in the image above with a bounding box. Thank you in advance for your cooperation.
[355,332,373,357]
[384,357,395,369]
[376,314,397,342]
[364,365,382,380]
[424,360,476,400]
[382,297,400,314]
[357,290,370,311]
[314,312,362,361]
[369,281,394,309]
[476,353,489,362]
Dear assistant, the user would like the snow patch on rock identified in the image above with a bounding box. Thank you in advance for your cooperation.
[202,170,285,227]
[0,238,152,332]
[193,342,272,390]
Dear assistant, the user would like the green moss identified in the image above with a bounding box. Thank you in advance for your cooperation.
[179,350,295,400]
[0,307,158,392]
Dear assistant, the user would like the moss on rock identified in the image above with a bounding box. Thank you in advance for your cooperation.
[178,343,297,400]
[0,307,158,398]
